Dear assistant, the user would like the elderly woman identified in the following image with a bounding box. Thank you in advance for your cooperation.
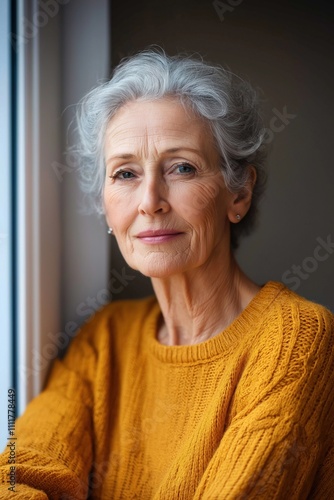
[1,50,333,499]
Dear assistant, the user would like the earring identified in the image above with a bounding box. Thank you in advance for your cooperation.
[108,227,113,234]
[236,214,241,221]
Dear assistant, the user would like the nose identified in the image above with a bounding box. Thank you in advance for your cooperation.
[138,176,170,216]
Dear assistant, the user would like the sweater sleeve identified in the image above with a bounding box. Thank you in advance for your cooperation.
[0,313,103,499]
[194,302,334,500]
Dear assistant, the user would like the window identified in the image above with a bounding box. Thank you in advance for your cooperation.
[0,0,110,449]
[0,0,12,449]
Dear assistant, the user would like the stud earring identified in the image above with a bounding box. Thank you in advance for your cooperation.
[108,227,113,234]
[236,214,241,221]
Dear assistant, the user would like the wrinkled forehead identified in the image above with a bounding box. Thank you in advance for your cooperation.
[104,98,217,156]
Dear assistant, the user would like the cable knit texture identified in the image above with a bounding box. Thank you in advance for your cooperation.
[0,282,334,499]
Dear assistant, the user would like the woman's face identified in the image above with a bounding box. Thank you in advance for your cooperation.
[103,98,236,278]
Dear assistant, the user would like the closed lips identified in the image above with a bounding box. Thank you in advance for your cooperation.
[136,230,183,237]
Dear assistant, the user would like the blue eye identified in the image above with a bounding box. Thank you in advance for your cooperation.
[175,163,196,175]
[112,170,135,180]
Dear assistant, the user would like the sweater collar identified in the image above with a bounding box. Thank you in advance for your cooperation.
[145,281,286,364]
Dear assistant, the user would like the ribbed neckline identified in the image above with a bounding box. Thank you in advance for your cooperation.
[144,281,285,364]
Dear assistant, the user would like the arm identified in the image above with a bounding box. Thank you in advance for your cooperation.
[194,304,334,499]
[0,316,100,499]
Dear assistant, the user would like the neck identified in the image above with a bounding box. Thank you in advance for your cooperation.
[151,248,260,346]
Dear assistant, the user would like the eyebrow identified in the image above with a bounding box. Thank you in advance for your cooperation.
[106,147,204,164]
[107,153,135,161]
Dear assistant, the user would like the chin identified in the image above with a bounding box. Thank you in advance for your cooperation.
[137,266,182,279]
[132,255,191,279]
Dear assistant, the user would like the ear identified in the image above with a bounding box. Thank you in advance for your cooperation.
[227,166,257,223]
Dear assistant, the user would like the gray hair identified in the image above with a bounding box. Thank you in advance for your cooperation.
[75,48,267,248]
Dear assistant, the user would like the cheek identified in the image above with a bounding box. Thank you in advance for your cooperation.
[175,180,226,226]
[103,186,133,230]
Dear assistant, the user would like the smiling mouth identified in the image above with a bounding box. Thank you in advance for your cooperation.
[136,230,183,244]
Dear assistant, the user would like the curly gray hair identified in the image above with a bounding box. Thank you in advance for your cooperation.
[75,48,267,248]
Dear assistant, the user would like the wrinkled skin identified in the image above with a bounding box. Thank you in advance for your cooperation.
[103,98,259,345]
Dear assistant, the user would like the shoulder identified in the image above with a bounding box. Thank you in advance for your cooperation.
[57,295,158,380]
[250,282,334,371]
[94,294,158,327]
[255,281,333,335]
[237,283,334,412]
[268,282,333,337]
[71,295,158,347]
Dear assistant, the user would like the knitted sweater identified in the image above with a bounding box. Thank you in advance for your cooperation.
[1,282,334,499]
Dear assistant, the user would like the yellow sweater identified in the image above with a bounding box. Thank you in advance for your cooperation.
[1,282,334,499]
